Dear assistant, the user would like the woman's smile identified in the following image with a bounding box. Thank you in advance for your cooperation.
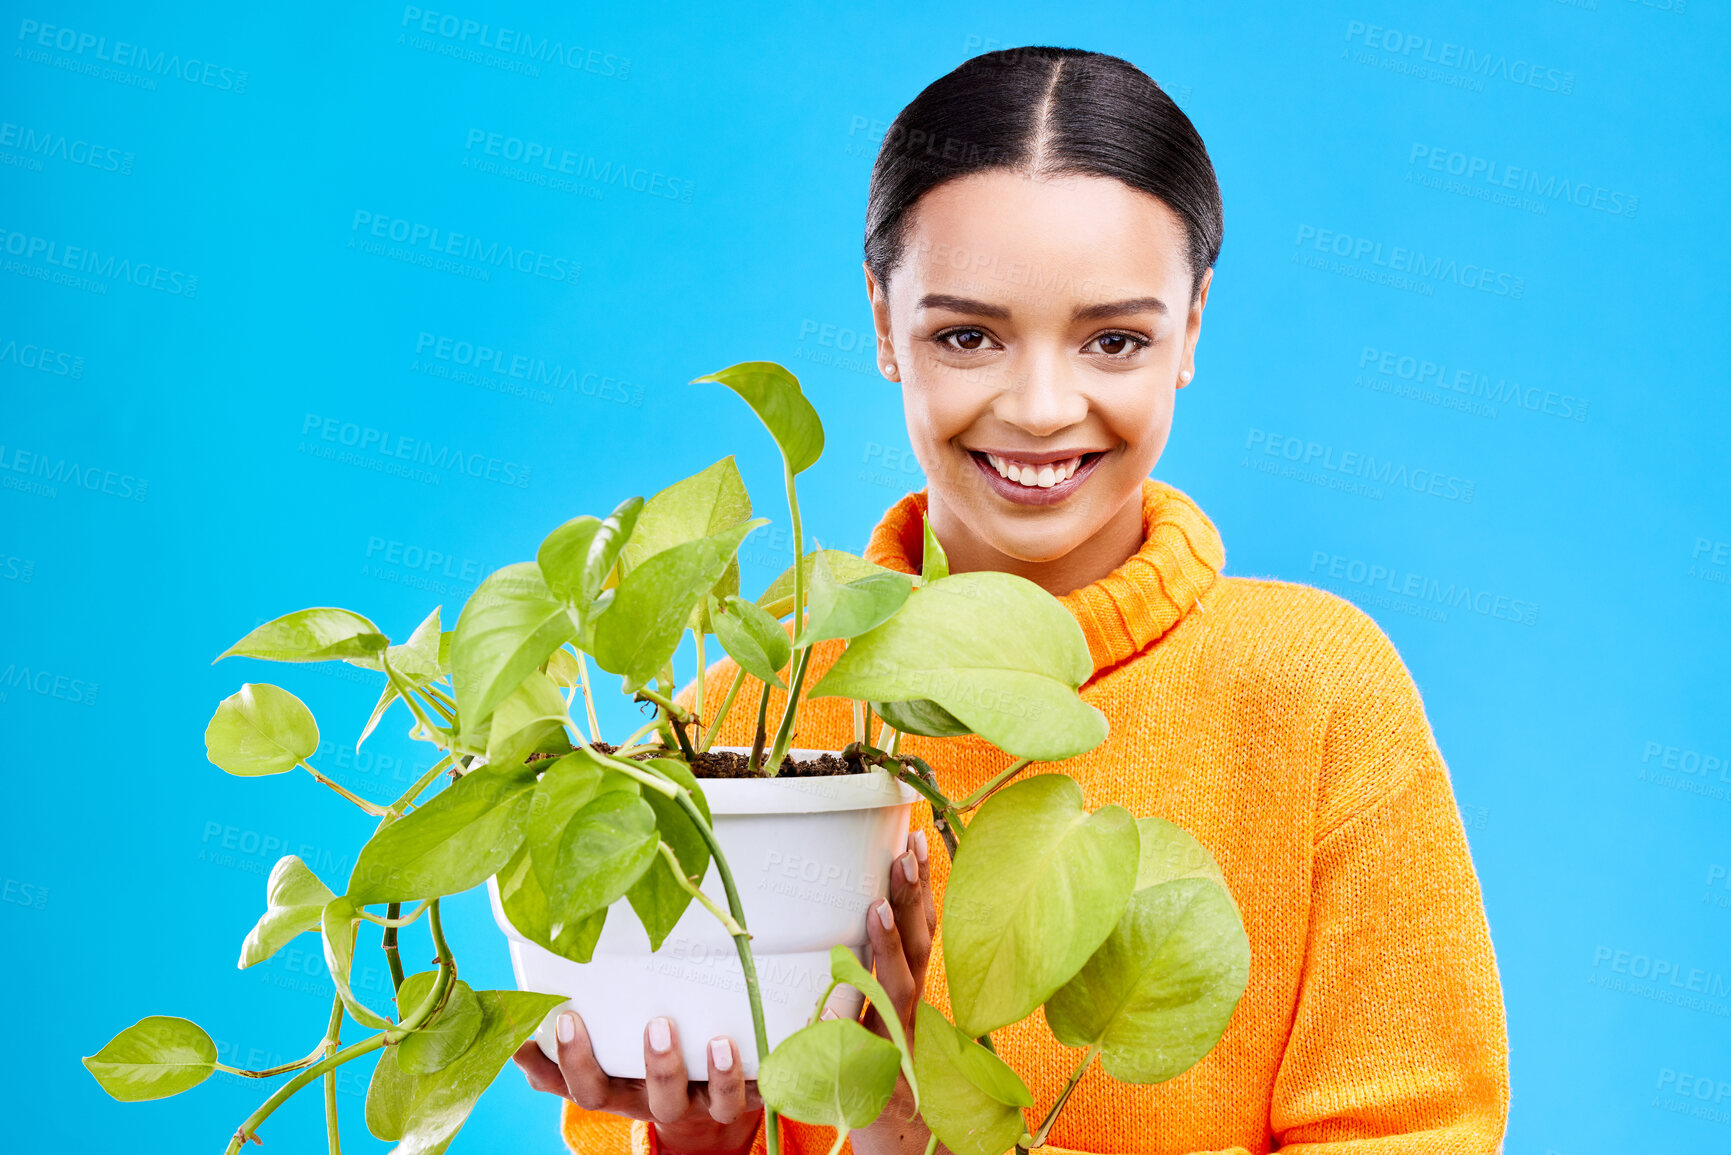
[965,446,1113,506]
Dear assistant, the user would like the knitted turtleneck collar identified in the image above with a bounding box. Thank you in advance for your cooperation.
[862,478,1226,675]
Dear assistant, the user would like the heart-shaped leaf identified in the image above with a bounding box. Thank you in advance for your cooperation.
[693,362,824,475]
[320,896,395,1029]
[537,515,602,605]
[482,670,570,768]
[83,1016,217,1102]
[757,1018,900,1136]
[348,761,538,904]
[794,550,913,647]
[239,855,336,968]
[217,607,388,665]
[941,775,1139,1036]
[543,648,581,689]
[496,839,609,964]
[451,564,576,726]
[807,571,1107,762]
[1131,816,1230,893]
[757,551,899,620]
[621,457,754,574]
[546,788,660,924]
[366,987,566,1151]
[588,520,766,686]
[626,759,713,950]
[1043,876,1250,1084]
[870,698,971,739]
[395,971,485,1075]
[204,683,319,777]
[911,1003,1030,1155]
[526,749,610,892]
[710,594,791,689]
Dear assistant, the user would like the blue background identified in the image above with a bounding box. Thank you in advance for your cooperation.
[3,1,1728,1152]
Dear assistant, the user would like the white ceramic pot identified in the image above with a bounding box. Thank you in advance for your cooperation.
[489,750,919,1079]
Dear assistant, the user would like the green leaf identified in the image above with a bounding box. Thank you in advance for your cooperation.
[348,761,538,904]
[941,775,1139,1036]
[537,515,602,604]
[807,572,1108,762]
[451,563,577,726]
[589,520,766,685]
[794,549,913,648]
[496,839,609,963]
[482,670,571,768]
[395,971,485,1075]
[911,1003,1029,1155]
[827,945,917,1109]
[757,551,899,620]
[627,759,713,950]
[366,987,567,1152]
[870,698,972,739]
[204,683,319,777]
[216,607,388,665]
[709,594,791,689]
[547,788,660,925]
[756,1018,900,1135]
[526,750,609,891]
[320,896,395,1029]
[1043,877,1250,1084]
[693,361,824,475]
[621,457,754,573]
[544,647,581,689]
[584,496,644,599]
[921,516,949,584]
[83,1016,217,1102]
[239,855,336,968]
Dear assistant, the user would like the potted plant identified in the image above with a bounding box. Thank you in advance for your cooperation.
[83,362,1251,1155]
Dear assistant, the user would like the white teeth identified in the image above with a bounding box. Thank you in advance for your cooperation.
[982,453,1086,488]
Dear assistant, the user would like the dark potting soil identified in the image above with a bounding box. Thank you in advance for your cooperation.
[528,744,861,780]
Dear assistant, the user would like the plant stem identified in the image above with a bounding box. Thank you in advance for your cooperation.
[853,700,865,747]
[382,903,406,994]
[694,631,706,731]
[637,685,694,724]
[616,718,662,753]
[1021,1044,1100,1152]
[700,666,747,753]
[296,761,390,817]
[214,1049,323,1078]
[762,646,812,776]
[382,653,450,748]
[224,1034,388,1154]
[957,759,1033,811]
[747,680,772,770]
[356,898,431,927]
[888,765,960,861]
[656,841,744,935]
[388,900,456,1039]
[384,753,453,820]
[592,751,681,798]
[415,687,456,725]
[421,682,458,714]
[667,787,779,1155]
[921,1133,939,1155]
[322,995,344,1155]
[576,650,603,744]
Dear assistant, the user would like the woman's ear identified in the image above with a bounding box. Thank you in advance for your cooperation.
[1176,266,1213,389]
[863,261,899,382]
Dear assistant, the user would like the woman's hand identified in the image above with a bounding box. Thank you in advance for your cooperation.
[513,1012,763,1155]
[851,829,940,1155]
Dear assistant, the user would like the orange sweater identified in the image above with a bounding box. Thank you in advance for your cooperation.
[561,479,1509,1155]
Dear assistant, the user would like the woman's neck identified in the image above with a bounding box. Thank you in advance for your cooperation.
[926,489,1148,597]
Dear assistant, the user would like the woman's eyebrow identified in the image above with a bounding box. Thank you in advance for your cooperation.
[917,293,1011,319]
[1072,296,1168,322]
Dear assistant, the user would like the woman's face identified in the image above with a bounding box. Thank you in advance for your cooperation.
[865,170,1211,591]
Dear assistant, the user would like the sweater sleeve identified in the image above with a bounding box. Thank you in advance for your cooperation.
[1265,615,1510,1151]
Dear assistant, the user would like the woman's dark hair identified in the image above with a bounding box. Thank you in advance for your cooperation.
[865,47,1223,302]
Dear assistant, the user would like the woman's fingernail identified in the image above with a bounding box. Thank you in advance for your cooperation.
[710,1038,733,1072]
[875,898,895,930]
[820,1006,840,1021]
[911,829,928,864]
[557,1012,577,1045]
[649,1018,672,1053]
[901,851,918,884]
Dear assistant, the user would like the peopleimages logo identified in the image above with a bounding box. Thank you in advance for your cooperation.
[0,226,199,297]
[299,414,532,489]
[1357,345,1589,422]
[0,443,148,501]
[462,129,694,203]
[1243,429,1475,503]
[14,18,249,92]
[0,119,133,175]
[0,335,84,378]
[398,7,630,79]
[412,331,644,407]
[1294,225,1525,299]
[1408,144,1637,219]
[1308,551,1539,626]
[1343,20,1575,94]
[349,210,580,285]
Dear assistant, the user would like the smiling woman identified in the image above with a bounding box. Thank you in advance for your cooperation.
[542,45,1509,1155]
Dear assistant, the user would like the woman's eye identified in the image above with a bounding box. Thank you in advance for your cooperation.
[1088,332,1148,357]
[937,328,991,352]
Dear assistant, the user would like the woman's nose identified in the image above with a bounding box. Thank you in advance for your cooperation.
[989,352,1090,437]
